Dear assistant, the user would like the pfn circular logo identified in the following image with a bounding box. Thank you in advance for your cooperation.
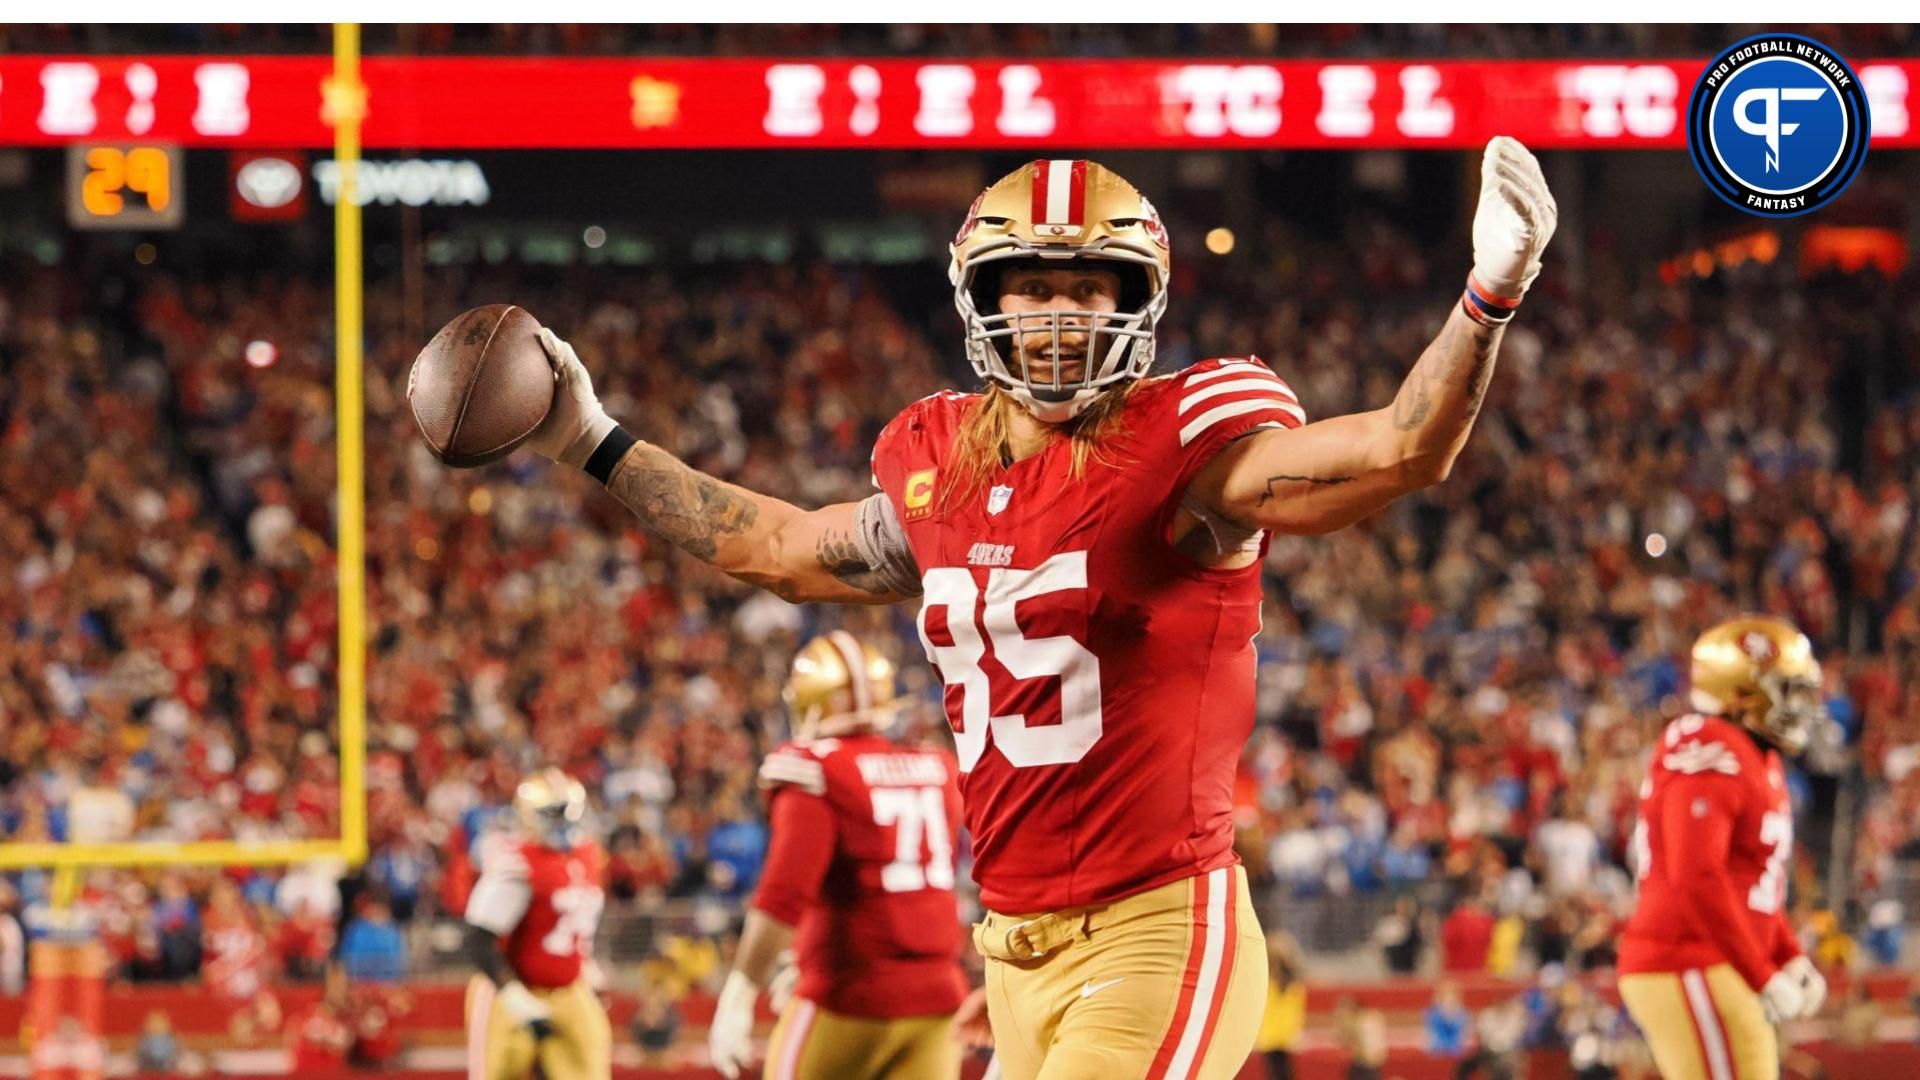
[1687,34,1870,218]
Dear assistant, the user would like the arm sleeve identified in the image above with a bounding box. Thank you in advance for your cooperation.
[852,492,923,598]
[1662,774,1779,990]
[464,871,532,936]
[750,788,839,927]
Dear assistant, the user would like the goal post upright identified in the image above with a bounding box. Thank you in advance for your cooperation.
[0,24,369,879]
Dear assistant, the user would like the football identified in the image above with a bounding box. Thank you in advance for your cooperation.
[408,304,553,468]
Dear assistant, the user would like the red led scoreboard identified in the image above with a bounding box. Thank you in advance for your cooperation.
[1,55,1915,150]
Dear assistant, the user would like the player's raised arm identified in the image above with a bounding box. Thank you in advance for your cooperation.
[1187,137,1557,536]
[525,330,918,606]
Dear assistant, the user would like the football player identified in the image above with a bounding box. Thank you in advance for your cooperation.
[1619,616,1831,1080]
[707,630,967,1079]
[520,139,1556,1078]
[463,768,611,1080]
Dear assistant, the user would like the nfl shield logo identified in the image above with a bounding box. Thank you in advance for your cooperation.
[987,485,1014,516]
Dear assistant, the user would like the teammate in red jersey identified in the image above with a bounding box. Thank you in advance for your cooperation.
[708,630,967,1080]
[518,140,1556,1078]
[463,768,611,1080]
[1619,616,1830,1080]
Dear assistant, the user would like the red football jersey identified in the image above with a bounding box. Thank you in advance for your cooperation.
[202,912,267,1000]
[753,734,968,1019]
[1620,713,1802,989]
[470,834,607,990]
[870,358,1306,912]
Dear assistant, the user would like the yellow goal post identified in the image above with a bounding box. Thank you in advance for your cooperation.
[0,23,369,885]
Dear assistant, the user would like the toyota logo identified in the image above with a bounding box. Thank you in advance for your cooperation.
[236,156,302,209]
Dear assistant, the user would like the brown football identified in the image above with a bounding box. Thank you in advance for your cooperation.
[408,304,553,468]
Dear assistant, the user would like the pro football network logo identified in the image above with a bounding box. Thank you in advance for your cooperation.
[1687,34,1870,217]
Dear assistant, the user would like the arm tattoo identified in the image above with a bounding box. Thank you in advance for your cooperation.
[1390,315,1502,433]
[813,528,896,595]
[604,443,759,561]
[1258,473,1356,506]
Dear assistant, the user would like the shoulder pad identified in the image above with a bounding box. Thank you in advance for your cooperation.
[758,747,827,796]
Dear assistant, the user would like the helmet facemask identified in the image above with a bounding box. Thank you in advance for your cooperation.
[1748,668,1826,755]
[948,160,1172,424]
[957,245,1164,423]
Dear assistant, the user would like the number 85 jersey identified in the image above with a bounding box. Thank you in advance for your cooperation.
[870,359,1305,913]
[1620,713,1802,990]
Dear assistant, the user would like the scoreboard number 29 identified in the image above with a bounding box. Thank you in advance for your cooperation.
[66,144,185,230]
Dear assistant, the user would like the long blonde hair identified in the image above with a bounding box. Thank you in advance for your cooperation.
[944,382,1140,507]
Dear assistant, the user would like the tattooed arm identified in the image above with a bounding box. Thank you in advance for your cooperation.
[599,444,910,605]
[1185,136,1555,538]
[1186,306,1503,536]
[522,331,909,605]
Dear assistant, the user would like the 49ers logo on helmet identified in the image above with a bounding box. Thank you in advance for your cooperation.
[1137,195,1169,248]
[955,190,987,245]
[1741,630,1780,667]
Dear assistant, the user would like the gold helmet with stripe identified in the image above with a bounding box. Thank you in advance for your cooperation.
[1689,615,1827,754]
[782,630,897,740]
[950,159,1172,422]
[514,767,587,849]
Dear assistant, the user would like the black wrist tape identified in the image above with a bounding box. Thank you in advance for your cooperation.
[584,425,638,485]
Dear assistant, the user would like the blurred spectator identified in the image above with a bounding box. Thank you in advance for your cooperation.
[1808,908,1859,972]
[339,897,408,983]
[289,966,355,1073]
[134,1010,180,1075]
[1424,979,1472,1058]
[0,881,23,996]
[1333,995,1387,1080]
[1372,894,1426,975]
[1865,899,1905,967]
[1257,931,1307,1080]
[1441,895,1496,974]
[366,837,431,923]
[275,897,336,981]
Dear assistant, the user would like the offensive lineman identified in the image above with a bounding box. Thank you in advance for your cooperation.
[463,768,612,1080]
[708,631,967,1079]
[511,140,1557,1078]
[1619,616,1831,1080]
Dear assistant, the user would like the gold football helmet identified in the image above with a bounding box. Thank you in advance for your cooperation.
[515,767,587,849]
[783,631,897,740]
[950,159,1172,422]
[1690,615,1827,754]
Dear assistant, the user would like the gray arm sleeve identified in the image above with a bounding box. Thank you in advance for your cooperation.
[852,492,923,597]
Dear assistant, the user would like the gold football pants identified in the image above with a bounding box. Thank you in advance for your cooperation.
[974,866,1267,1080]
[1619,963,1778,1080]
[464,974,612,1080]
[762,999,959,1080]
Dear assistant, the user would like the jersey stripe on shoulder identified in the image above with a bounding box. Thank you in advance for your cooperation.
[1175,360,1305,447]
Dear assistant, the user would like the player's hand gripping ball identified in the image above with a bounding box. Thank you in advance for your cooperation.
[408,305,554,468]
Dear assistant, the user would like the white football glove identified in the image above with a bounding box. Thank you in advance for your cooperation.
[767,959,800,1014]
[496,979,554,1038]
[527,328,618,468]
[1471,136,1559,302]
[1760,967,1811,1025]
[708,970,759,1080]
[1784,956,1827,1018]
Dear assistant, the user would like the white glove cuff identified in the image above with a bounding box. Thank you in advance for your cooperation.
[560,412,621,472]
[498,980,550,1024]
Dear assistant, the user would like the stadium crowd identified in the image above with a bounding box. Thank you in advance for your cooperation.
[2,192,1920,1025]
